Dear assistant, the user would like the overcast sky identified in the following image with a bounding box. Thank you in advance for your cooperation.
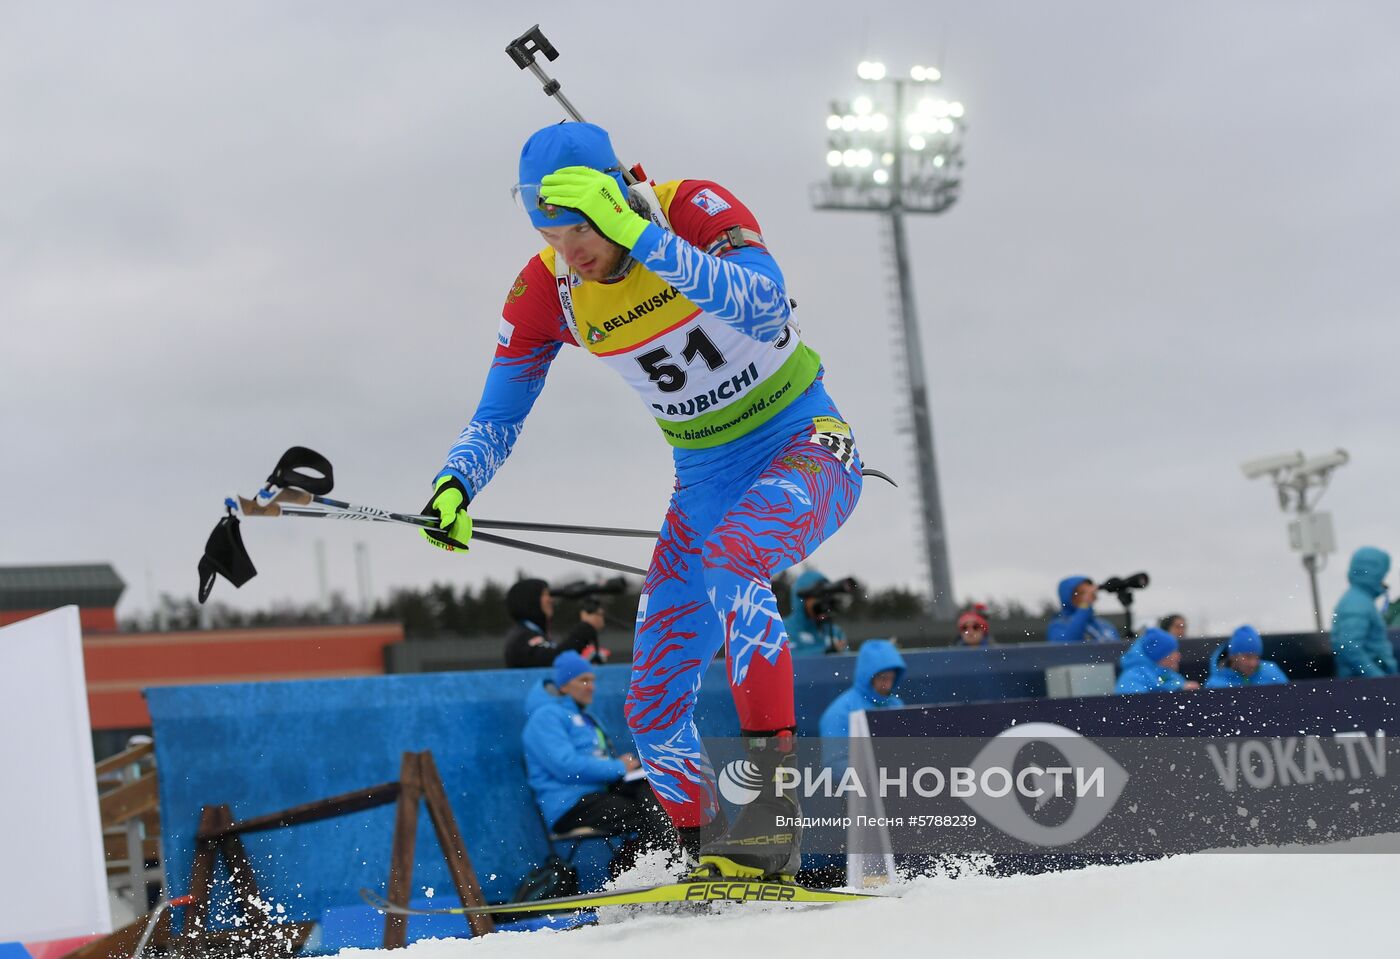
[3,2,1397,635]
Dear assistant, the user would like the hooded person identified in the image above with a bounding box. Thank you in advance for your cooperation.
[783,570,848,657]
[1047,575,1121,643]
[1205,625,1288,689]
[1115,627,1192,694]
[1331,546,1398,678]
[504,578,560,668]
[818,639,906,771]
[422,119,866,880]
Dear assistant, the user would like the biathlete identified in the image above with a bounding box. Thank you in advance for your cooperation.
[423,121,862,880]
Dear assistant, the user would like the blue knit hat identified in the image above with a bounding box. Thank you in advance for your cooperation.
[1140,627,1178,664]
[553,650,594,688]
[516,122,628,229]
[1229,625,1264,656]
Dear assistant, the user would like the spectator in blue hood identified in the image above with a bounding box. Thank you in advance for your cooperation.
[522,652,671,873]
[1048,576,1121,643]
[820,638,906,739]
[1205,625,1288,688]
[1115,628,1196,693]
[784,569,848,657]
[1331,546,1398,678]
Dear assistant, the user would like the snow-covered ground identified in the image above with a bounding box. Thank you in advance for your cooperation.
[335,850,1400,958]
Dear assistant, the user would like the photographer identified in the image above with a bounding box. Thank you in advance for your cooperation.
[503,578,615,669]
[1047,575,1121,644]
[783,570,856,657]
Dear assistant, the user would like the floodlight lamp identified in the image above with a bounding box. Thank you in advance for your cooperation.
[841,115,857,132]
[1240,451,1305,480]
[910,65,927,81]
[869,62,886,80]
[873,168,890,184]
[827,150,843,167]
[826,114,842,131]
[871,114,889,132]
[1297,449,1349,478]
[933,154,945,167]
[882,151,895,165]
[854,96,873,115]
[949,101,965,118]
[926,67,942,81]
[857,61,872,79]
[857,149,873,167]
[939,118,956,134]
[842,149,858,167]
[905,115,923,134]
[909,135,927,150]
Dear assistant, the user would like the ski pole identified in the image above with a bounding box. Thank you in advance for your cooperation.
[236,489,658,538]
[229,493,648,576]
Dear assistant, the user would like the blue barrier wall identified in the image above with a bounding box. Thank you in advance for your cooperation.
[148,644,1090,922]
[144,633,1377,927]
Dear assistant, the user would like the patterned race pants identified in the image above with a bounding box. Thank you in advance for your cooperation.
[623,406,862,828]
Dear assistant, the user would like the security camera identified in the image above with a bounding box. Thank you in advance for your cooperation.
[1240,451,1304,480]
[1298,448,1349,477]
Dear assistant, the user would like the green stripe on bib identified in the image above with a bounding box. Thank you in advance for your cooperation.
[655,344,822,449]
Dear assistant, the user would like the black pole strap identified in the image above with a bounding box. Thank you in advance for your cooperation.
[266,446,334,496]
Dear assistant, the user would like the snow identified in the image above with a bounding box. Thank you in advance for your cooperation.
[333,851,1400,958]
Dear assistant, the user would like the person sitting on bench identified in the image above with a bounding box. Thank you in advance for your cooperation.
[521,651,673,876]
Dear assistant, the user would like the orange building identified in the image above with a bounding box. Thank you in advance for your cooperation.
[1,564,403,732]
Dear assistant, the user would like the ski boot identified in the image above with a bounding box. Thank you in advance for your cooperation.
[692,731,802,881]
[675,810,728,875]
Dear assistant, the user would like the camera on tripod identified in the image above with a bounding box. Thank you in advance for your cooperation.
[552,576,627,614]
[1099,572,1149,596]
[1099,571,1149,634]
[796,576,862,623]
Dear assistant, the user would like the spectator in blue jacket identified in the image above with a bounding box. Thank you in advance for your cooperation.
[521,652,670,871]
[1115,628,1196,694]
[1331,546,1398,678]
[1205,625,1288,688]
[1048,576,1121,643]
[784,569,848,657]
[819,639,906,774]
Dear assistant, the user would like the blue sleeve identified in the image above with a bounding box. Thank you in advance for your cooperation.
[631,225,791,343]
[1256,662,1290,685]
[524,710,626,786]
[1048,608,1092,643]
[1115,669,1150,694]
[1332,611,1385,678]
[818,692,856,739]
[438,341,562,497]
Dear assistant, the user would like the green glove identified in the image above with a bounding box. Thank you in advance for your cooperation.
[421,475,473,552]
[539,166,649,249]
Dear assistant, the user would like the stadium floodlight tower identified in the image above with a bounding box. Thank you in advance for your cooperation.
[811,60,966,619]
[1241,448,1350,632]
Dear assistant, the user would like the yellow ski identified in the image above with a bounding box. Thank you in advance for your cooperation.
[361,878,873,917]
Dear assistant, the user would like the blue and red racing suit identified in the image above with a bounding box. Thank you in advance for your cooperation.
[437,179,862,828]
